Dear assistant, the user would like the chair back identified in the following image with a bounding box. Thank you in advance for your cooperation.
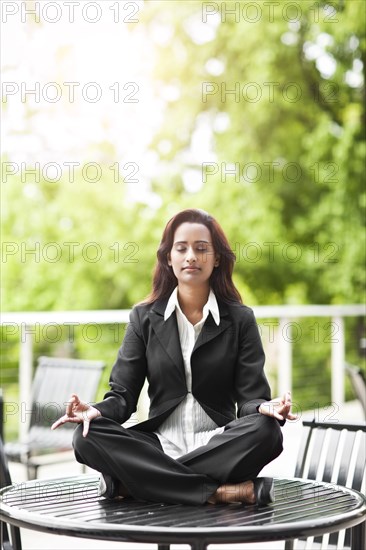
[286,419,366,550]
[5,355,105,473]
[345,363,366,413]
[28,356,105,450]
[1,436,22,550]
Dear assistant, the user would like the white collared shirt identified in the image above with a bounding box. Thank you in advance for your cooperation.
[154,287,225,459]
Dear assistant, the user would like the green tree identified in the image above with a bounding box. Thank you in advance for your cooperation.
[137,0,365,305]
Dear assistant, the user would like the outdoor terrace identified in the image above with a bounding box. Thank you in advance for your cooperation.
[1,304,365,549]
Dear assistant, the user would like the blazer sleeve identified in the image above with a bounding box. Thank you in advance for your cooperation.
[235,308,272,417]
[93,307,147,423]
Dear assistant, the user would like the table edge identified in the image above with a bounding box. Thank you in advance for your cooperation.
[1,476,365,544]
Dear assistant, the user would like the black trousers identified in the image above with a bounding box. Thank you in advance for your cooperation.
[73,413,283,505]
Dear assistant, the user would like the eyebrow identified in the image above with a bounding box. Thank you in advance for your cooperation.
[173,240,211,244]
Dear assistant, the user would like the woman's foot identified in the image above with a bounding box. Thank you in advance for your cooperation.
[207,477,274,506]
[207,480,255,504]
[97,474,130,499]
[98,473,117,498]
[253,477,274,506]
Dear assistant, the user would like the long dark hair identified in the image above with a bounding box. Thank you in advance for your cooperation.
[143,209,242,304]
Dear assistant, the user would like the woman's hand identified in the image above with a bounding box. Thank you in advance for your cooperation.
[51,393,101,437]
[258,391,297,421]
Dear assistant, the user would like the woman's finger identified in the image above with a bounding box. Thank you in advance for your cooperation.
[82,419,90,437]
[283,392,291,406]
[51,415,68,430]
[66,394,77,416]
[51,412,85,430]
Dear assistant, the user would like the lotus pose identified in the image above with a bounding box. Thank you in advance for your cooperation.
[52,208,296,505]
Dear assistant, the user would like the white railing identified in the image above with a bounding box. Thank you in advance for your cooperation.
[1,304,365,439]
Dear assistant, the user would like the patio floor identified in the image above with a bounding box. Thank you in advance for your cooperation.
[6,400,365,550]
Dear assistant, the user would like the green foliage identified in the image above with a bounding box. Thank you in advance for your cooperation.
[2,0,365,310]
[138,0,365,305]
[1,1,365,437]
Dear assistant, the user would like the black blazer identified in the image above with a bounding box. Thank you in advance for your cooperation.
[94,298,272,432]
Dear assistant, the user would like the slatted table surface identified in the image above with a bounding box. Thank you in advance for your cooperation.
[1,476,365,550]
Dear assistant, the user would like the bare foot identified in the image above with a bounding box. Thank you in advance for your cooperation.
[207,480,255,504]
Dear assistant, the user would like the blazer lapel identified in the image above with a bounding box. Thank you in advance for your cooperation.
[148,301,185,375]
[193,300,232,353]
[148,297,233,367]
[193,313,232,353]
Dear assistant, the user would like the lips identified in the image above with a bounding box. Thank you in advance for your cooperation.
[183,266,200,271]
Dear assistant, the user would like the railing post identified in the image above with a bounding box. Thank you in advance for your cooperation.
[278,317,292,397]
[0,388,4,442]
[19,324,33,440]
[331,316,345,408]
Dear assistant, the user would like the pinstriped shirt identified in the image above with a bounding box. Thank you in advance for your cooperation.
[154,287,225,459]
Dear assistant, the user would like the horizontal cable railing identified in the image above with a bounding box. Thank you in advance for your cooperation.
[1,305,365,440]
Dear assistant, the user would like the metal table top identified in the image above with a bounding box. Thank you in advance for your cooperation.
[1,475,365,549]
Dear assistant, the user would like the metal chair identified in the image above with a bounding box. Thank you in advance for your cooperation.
[1,436,22,550]
[285,419,366,550]
[4,356,105,479]
[345,362,366,413]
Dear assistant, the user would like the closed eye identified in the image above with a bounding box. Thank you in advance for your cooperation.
[174,246,209,253]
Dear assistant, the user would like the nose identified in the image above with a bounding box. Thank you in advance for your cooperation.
[185,246,197,264]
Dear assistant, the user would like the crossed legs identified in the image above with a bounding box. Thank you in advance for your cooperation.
[73,413,283,505]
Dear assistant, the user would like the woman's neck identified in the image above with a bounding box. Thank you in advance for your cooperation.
[177,284,210,324]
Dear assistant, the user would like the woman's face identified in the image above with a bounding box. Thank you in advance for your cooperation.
[168,222,219,287]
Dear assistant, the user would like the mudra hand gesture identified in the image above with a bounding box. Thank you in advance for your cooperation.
[51,393,101,437]
[259,392,297,421]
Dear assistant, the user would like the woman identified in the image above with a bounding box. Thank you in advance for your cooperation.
[52,208,296,505]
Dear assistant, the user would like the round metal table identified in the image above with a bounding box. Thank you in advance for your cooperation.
[1,475,365,550]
